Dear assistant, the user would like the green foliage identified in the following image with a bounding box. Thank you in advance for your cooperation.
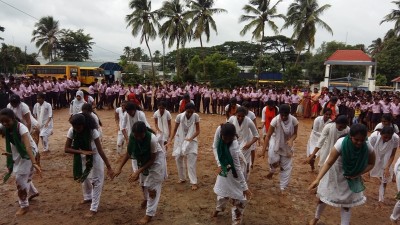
[254,54,281,73]
[283,65,303,86]
[120,61,144,84]
[376,36,400,82]
[188,55,203,80]
[0,25,4,41]
[31,16,61,61]
[375,74,388,86]
[0,43,39,73]
[58,29,94,61]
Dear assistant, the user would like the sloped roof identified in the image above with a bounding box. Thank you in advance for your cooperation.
[46,61,122,71]
[325,50,375,66]
[392,77,400,83]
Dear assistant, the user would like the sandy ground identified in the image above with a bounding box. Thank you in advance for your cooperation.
[0,108,398,225]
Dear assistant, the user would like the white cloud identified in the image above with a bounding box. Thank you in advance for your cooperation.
[0,0,396,63]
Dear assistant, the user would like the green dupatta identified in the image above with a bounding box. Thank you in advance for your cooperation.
[217,138,237,178]
[341,135,369,193]
[128,131,152,176]
[72,129,93,183]
[3,122,29,183]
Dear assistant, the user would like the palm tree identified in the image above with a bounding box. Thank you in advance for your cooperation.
[0,26,4,41]
[159,0,192,78]
[239,0,284,41]
[185,0,227,80]
[282,0,333,65]
[239,0,284,83]
[381,1,400,35]
[31,16,61,61]
[126,0,159,82]
[124,46,132,61]
[367,38,384,56]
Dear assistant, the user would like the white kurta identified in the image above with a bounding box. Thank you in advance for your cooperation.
[172,112,200,156]
[315,123,350,167]
[306,116,331,156]
[228,116,259,166]
[122,111,150,137]
[317,137,373,208]
[213,126,248,200]
[7,102,39,131]
[246,110,258,151]
[369,131,399,178]
[10,123,38,175]
[374,123,400,134]
[268,114,299,163]
[153,110,172,142]
[139,134,167,188]
[32,102,53,137]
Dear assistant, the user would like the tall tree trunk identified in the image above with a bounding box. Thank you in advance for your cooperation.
[176,38,180,79]
[199,36,206,81]
[295,50,301,66]
[145,35,156,84]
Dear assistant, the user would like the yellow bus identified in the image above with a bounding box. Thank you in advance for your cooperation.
[79,67,104,86]
[26,65,80,80]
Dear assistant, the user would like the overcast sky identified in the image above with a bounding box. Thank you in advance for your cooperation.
[0,0,396,63]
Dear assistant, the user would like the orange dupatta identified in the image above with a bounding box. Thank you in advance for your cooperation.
[265,107,277,132]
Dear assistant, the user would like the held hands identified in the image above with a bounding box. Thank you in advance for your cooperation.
[80,150,94,156]
[129,170,141,183]
[308,179,319,191]
[303,155,314,165]
[216,166,222,176]
[242,143,251,151]
[33,163,42,178]
[113,169,122,179]
[243,189,252,200]
[107,167,115,180]
[1,152,12,156]
[184,137,193,142]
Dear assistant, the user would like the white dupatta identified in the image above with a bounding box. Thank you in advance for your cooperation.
[172,112,198,156]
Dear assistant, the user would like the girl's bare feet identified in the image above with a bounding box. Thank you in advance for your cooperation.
[141,200,147,209]
[177,180,186,184]
[309,218,318,225]
[80,199,92,204]
[137,215,152,225]
[15,207,29,216]
[212,210,220,217]
[28,193,39,201]
[191,184,198,190]
[84,210,96,218]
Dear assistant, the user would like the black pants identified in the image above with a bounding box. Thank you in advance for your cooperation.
[118,95,125,107]
[212,99,217,114]
[145,96,152,111]
[93,92,99,105]
[97,93,106,109]
[203,97,211,114]
[52,91,60,109]
[194,94,201,112]
[59,92,67,107]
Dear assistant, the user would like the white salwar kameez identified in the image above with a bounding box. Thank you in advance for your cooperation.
[10,123,39,208]
[115,107,126,154]
[153,109,171,179]
[172,112,200,185]
[369,131,399,202]
[121,110,150,172]
[138,134,167,217]
[33,101,53,152]
[67,128,104,212]
[228,116,259,181]
[317,137,373,208]
[315,123,350,167]
[306,116,331,156]
[212,126,248,224]
[390,159,400,222]
[268,114,298,191]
